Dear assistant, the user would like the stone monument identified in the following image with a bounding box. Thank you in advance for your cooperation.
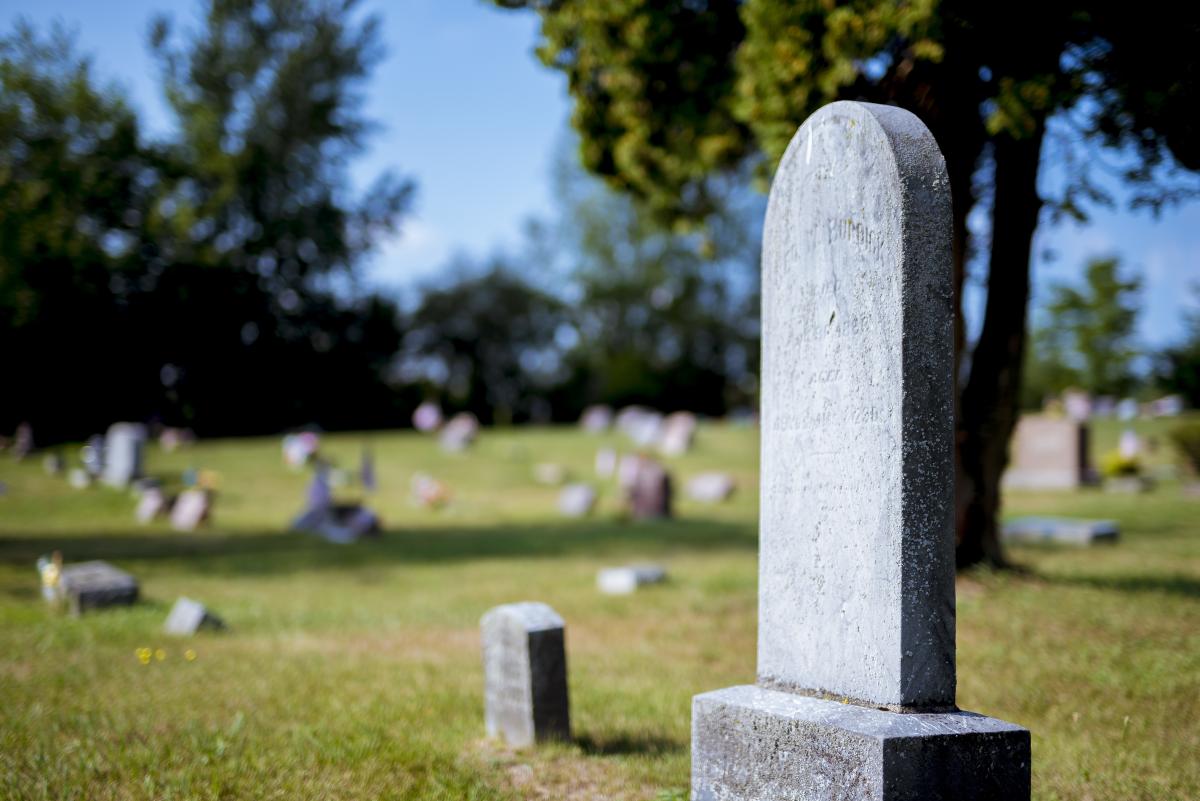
[58,560,139,615]
[481,601,570,747]
[690,101,1030,800]
[1002,415,1091,490]
[102,422,147,488]
[164,596,226,635]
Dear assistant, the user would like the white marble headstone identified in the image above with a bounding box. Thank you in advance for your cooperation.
[757,101,955,710]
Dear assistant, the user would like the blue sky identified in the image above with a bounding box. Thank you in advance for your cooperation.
[3,0,1199,348]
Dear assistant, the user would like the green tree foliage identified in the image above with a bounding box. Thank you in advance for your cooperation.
[0,2,414,440]
[1022,257,1142,405]
[553,155,760,414]
[493,0,1200,566]
[401,260,572,425]
[401,151,761,424]
[0,24,161,436]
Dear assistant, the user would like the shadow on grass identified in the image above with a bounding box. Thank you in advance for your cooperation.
[1043,572,1200,599]
[574,730,686,757]
[0,518,756,576]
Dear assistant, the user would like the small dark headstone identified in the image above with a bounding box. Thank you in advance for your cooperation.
[58,561,139,615]
[164,597,225,635]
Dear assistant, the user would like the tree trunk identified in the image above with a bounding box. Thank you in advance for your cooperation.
[956,122,1047,568]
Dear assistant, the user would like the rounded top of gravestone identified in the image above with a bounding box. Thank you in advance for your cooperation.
[480,601,564,633]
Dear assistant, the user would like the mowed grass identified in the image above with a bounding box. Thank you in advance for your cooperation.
[0,420,1197,800]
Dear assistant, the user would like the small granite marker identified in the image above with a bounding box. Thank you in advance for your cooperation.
[1003,415,1091,490]
[164,597,225,635]
[690,101,1030,800]
[481,602,570,747]
[58,561,139,615]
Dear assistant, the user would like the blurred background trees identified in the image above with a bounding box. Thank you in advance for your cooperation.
[1022,257,1142,406]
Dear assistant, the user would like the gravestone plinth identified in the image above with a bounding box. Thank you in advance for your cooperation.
[481,601,570,747]
[690,102,1029,800]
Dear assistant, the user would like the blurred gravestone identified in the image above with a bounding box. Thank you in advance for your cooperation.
[624,455,672,520]
[12,422,33,460]
[659,411,698,456]
[481,602,570,747]
[67,468,92,489]
[170,488,211,532]
[594,447,617,479]
[579,404,614,433]
[81,435,105,477]
[135,487,168,524]
[685,472,735,503]
[360,446,377,493]
[616,406,664,447]
[1002,517,1118,545]
[102,423,147,488]
[164,596,225,635]
[42,452,65,476]
[59,561,139,615]
[440,412,480,452]
[691,101,1029,801]
[1002,416,1090,490]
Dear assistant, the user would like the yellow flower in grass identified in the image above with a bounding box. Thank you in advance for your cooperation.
[184,649,197,662]
[155,648,166,661]
[136,648,152,665]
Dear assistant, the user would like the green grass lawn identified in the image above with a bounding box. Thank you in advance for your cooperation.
[1,422,1197,800]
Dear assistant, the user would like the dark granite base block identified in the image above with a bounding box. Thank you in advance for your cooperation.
[692,685,1029,801]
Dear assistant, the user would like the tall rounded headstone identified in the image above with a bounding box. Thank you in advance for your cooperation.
[691,102,1029,801]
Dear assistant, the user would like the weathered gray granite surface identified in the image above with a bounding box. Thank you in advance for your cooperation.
[691,101,1030,800]
[481,601,570,747]
[692,686,1030,801]
[758,100,955,709]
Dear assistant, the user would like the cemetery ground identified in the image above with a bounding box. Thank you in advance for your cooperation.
[1,421,1197,801]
